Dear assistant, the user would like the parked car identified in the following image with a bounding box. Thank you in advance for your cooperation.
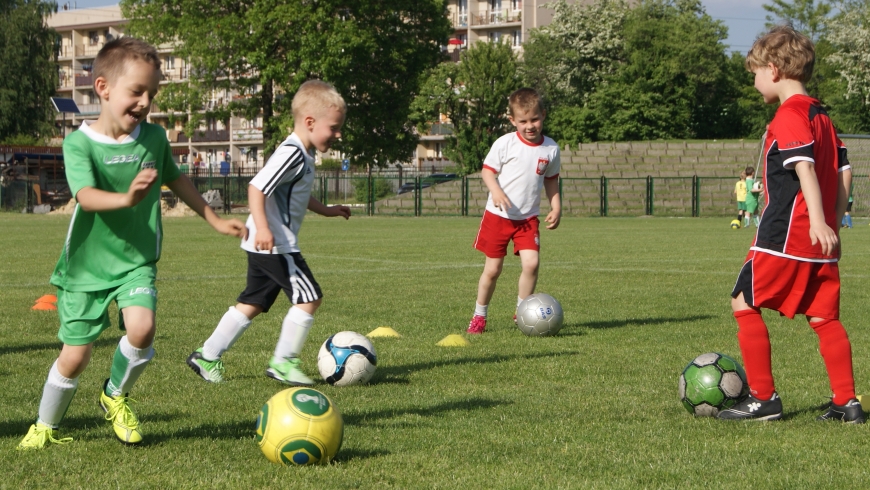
[421,173,458,185]
[396,182,432,195]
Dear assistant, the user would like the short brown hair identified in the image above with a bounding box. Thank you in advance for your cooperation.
[508,88,544,117]
[745,25,814,83]
[745,166,755,176]
[292,80,346,120]
[93,37,161,84]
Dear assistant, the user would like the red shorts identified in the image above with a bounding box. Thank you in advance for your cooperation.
[731,250,840,319]
[473,211,540,258]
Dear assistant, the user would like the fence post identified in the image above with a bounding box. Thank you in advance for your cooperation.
[415,175,422,217]
[223,174,229,214]
[646,175,653,216]
[461,175,468,216]
[691,175,698,217]
[368,173,374,216]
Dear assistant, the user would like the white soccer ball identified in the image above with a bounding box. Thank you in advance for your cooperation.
[317,331,377,386]
[516,293,564,337]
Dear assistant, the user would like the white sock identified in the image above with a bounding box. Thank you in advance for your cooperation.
[203,306,252,360]
[274,307,314,360]
[107,335,154,396]
[474,303,488,317]
[37,360,79,428]
[517,296,525,307]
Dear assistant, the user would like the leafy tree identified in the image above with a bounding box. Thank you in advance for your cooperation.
[411,41,519,175]
[519,0,627,108]
[591,0,741,140]
[121,0,452,164]
[0,0,58,142]
[826,0,870,117]
[763,0,832,40]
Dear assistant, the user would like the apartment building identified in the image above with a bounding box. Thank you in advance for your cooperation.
[46,2,568,172]
[47,5,266,170]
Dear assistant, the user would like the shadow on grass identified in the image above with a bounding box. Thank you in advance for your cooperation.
[141,418,255,446]
[0,337,121,357]
[342,397,508,427]
[0,412,181,440]
[580,314,715,330]
[373,350,580,384]
[331,447,391,463]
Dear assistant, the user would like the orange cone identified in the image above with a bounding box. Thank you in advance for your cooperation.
[32,302,57,311]
[36,294,58,304]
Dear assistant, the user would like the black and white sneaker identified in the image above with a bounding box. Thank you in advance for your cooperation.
[817,399,865,424]
[717,392,783,421]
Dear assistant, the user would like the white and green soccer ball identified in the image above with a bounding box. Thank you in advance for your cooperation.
[317,331,377,386]
[516,293,564,337]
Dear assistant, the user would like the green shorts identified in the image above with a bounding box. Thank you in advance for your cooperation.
[57,274,158,346]
[737,201,747,211]
[745,200,758,214]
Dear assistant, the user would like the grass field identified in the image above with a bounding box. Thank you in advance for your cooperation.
[2,214,870,488]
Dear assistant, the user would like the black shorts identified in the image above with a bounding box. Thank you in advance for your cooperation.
[846,201,853,212]
[237,252,322,312]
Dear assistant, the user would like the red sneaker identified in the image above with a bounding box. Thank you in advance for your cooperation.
[467,315,486,334]
[513,314,517,325]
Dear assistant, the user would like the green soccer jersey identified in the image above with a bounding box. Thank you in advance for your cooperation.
[50,122,181,292]
[745,177,758,206]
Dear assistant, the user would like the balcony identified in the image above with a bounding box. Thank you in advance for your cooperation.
[162,68,189,81]
[57,45,74,58]
[78,103,101,115]
[453,12,469,28]
[470,9,521,27]
[233,128,263,142]
[75,74,93,87]
[177,129,230,143]
[76,43,103,58]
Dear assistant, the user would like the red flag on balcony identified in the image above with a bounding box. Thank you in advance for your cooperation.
[448,38,463,45]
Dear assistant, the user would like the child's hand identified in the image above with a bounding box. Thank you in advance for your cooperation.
[215,218,248,239]
[544,209,561,230]
[809,222,838,256]
[126,169,158,207]
[491,189,512,212]
[328,205,351,220]
[254,228,274,253]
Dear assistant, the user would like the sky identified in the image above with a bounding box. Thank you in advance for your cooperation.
[62,0,770,55]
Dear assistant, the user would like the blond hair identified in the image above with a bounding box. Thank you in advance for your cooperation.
[93,37,161,84]
[291,80,346,120]
[745,25,815,83]
[508,88,544,117]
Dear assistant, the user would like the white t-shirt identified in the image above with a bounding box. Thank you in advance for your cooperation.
[241,133,314,254]
[483,132,561,220]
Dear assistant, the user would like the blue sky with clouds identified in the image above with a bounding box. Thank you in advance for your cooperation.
[63,0,770,55]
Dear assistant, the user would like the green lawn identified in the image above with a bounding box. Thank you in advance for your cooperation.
[2,214,870,488]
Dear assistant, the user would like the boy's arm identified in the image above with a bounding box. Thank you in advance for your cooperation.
[166,174,247,238]
[543,177,561,230]
[837,168,852,230]
[308,196,351,219]
[482,167,511,211]
[247,185,273,252]
[794,160,837,256]
[76,168,158,212]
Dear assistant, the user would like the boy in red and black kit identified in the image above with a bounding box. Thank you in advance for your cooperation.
[718,26,862,422]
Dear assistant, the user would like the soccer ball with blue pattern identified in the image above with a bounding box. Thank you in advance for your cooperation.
[516,293,565,336]
[679,352,749,417]
[317,331,377,386]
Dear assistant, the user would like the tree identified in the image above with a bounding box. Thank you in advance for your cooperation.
[763,0,832,40]
[0,0,58,142]
[827,1,870,104]
[590,0,741,141]
[120,0,452,164]
[411,41,519,175]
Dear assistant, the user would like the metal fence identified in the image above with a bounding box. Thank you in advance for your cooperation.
[4,162,868,219]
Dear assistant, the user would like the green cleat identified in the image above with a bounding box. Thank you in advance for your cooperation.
[187,348,225,383]
[100,381,143,445]
[265,357,314,386]
[16,422,73,450]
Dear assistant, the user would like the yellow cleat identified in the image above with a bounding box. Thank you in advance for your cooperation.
[17,422,73,450]
[100,387,143,445]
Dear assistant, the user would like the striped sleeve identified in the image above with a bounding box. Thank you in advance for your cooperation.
[249,143,305,197]
[836,137,850,172]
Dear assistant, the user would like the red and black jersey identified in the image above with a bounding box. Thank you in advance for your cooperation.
[752,95,850,262]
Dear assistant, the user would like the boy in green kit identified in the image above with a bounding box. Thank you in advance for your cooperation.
[17,37,247,450]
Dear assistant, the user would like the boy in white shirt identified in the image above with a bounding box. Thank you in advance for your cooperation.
[187,80,350,385]
[467,88,561,334]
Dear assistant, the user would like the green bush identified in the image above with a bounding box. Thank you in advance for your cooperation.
[353,177,393,202]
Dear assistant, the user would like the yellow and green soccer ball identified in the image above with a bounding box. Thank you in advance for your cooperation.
[730,219,741,229]
[256,387,343,465]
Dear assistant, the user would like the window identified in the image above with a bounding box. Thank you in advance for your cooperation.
[459,34,468,48]
[165,56,175,70]
[488,31,502,43]
[88,31,99,45]
[511,0,521,11]
[513,30,522,46]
